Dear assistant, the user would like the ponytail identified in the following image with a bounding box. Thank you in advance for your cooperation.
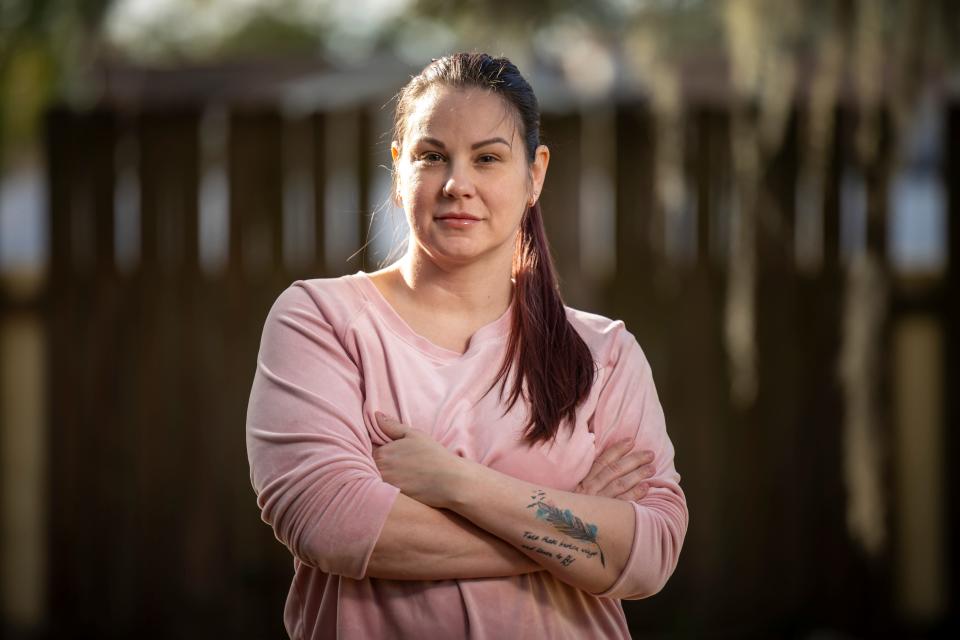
[483,201,597,446]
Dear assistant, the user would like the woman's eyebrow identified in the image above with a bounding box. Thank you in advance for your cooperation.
[416,136,512,150]
[418,136,446,149]
[471,137,512,150]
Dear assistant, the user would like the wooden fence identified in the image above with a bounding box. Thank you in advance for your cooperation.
[0,96,955,638]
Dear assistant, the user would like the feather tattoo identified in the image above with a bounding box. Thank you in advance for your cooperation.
[526,490,606,567]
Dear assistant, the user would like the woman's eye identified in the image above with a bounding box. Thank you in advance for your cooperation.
[417,152,444,163]
[477,154,498,164]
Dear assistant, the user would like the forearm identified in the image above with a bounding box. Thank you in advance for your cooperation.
[366,491,543,580]
[445,460,636,595]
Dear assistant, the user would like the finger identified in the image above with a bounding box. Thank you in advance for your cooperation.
[594,438,635,467]
[615,483,649,501]
[606,466,658,496]
[375,412,407,439]
[578,439,633,488]
[590,462,656,498]
[587,450,654,495]
[640,461,656,479]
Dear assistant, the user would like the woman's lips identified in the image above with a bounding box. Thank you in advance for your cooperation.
[435,215,481,228]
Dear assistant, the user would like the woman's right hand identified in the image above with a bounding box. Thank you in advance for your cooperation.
[574,439,655,501]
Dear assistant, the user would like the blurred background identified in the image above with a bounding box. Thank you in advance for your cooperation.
[1,0,958,638]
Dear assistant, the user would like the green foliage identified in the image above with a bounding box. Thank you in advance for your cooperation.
[212,12,320,60]
[1,39,56,153]
[0,0,117,164]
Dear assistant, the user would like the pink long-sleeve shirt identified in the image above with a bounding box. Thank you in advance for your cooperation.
[246,271,687,640]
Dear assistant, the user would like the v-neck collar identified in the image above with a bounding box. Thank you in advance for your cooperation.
[351,270,514,362]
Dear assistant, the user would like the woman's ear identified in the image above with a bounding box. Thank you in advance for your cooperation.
[529,144,550,204]
[391,141,401,163]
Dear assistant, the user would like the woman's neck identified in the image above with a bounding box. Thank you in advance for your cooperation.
[393,250,514,320]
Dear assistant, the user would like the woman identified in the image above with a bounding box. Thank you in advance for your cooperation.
[246,52,687,639]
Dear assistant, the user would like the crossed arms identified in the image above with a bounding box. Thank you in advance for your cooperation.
[367,412,670,596]
[245,284,687,601]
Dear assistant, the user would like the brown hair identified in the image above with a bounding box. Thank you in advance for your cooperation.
[390,52,596,446]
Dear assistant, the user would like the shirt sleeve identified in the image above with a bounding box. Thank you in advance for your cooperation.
[588,326,688,600]
[245,282,400,580]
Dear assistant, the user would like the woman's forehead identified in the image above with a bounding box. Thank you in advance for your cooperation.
[405,86,519,144]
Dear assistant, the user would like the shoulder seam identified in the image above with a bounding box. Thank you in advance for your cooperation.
[340,298,374,344]
[338,275,376,344]
[290,277,372,346]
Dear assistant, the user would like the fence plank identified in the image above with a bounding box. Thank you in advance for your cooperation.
[693,108,714,264]
[43,106,81,630]
[613,104,655,275]
[540,113,583,300]
[758,108,799,268]
[311,113,327,276]
[822,107,845,269]
[225,107,294,635]
[355,107,373,273]
[945,102,960,620]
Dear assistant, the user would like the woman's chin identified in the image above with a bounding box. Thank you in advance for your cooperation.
[421,243,495,267]
[414,232,514,267]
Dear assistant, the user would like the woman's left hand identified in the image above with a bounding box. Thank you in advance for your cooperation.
[373,411,468,509]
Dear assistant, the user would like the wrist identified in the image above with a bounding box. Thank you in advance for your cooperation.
[442,457,484,511]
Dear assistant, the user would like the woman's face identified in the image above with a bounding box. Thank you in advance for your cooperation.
[392,86,549,269]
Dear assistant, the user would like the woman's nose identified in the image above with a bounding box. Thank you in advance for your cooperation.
[442,165,475,198]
